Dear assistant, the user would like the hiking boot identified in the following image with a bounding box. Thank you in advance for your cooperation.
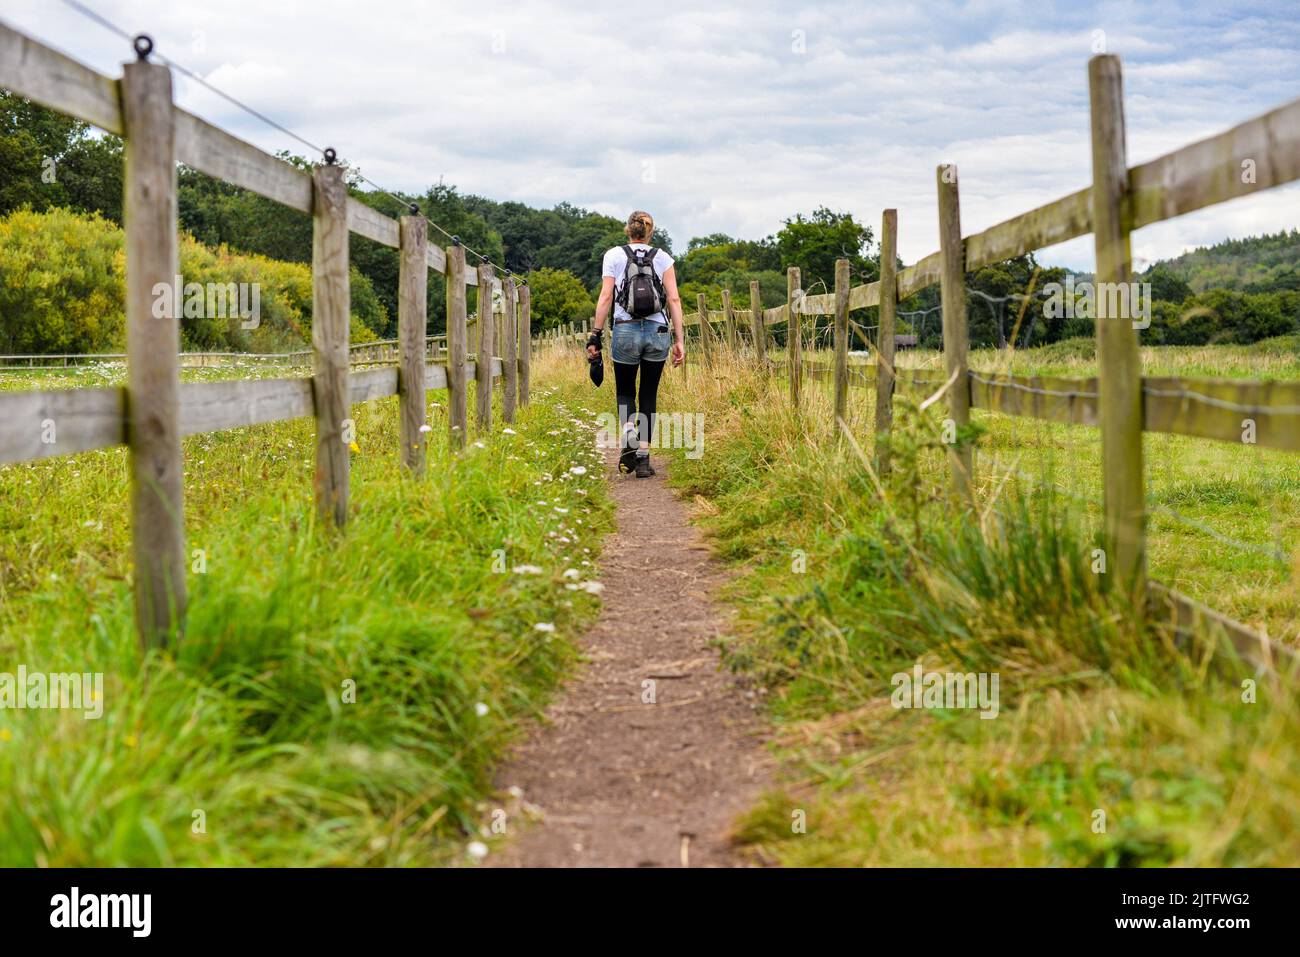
[617,422,639,473]
[635,454,654,478]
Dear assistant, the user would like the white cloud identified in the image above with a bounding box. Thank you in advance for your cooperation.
[5,0,1297,270]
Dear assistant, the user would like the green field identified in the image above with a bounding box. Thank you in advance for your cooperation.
[786,333,1300,644]
[0,356,612,865]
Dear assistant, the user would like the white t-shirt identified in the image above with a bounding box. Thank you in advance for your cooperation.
[602,243,674,322]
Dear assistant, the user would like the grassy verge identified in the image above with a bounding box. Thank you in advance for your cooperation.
[772,333,1300,643]
[657,343,1300,866]
[0,353,611,865]
[897,335,1300,642]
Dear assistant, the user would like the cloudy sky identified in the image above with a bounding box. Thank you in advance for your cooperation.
[6,0,1299,269]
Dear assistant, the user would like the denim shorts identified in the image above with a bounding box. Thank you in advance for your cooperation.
[612,317,671,364]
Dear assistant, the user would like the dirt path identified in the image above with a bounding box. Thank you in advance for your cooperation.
[490,450,770,867]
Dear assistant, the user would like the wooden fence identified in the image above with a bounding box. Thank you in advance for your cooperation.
[670,55,1300,670]
[0,335,452,369]
[0,21,533,648]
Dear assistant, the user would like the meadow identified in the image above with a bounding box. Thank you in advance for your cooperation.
[0,354,612,865]
[827,333,1300,643]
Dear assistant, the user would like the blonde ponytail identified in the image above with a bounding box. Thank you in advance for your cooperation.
[625,210,654,242]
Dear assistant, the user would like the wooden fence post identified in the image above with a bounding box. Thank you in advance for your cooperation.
[312,162,351,528]
[445,242,469,447]
[875,208,898,475]
[502,275,518,423]
[696,292,712,365]
[518,283,532,406]
[787,266,802,407]
[398,214,428,475]
[122,57,185,648]
[749,279,766,367]
[1090,54,1146,606]
[476,264,495,431]
[498,298,507,366]
[832,258,850,436]
[937,164,972,504]
[722,287,737,350]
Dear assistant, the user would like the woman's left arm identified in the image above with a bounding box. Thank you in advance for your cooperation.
[661,266,686,367]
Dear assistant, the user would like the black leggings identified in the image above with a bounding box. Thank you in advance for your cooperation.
[614,359,665,447]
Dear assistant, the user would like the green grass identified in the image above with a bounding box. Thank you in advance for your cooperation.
[0,357,612,865]
[801,333,1300,642]
[657,342,1300,867]
[7,338,1298,868]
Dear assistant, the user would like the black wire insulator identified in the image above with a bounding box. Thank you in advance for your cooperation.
[323,147,338,165]
[133,34,154,60]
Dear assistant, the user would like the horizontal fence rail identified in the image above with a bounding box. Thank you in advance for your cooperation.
[0,335,452,369]
[675,94,1300,329]
[805,363,1300,454]
[0,360,502,465]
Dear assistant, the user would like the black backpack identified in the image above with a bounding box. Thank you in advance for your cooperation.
[616,245,667,318]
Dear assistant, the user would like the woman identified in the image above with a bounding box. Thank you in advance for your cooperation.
[586,211,686,477]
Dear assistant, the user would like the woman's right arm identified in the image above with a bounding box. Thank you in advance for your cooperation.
[661,266,686,367]
[589,276,615,358]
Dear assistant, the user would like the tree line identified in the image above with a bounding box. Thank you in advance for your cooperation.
[2,92,1296,353]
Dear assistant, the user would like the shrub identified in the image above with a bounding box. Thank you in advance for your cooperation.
[0,206,123,353]
[524,266,594,330]
[0,207,389,354]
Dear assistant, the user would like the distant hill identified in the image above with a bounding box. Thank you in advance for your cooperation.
[1146,229,1300,295]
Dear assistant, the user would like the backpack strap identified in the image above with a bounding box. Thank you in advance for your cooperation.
[624,244,657,268]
